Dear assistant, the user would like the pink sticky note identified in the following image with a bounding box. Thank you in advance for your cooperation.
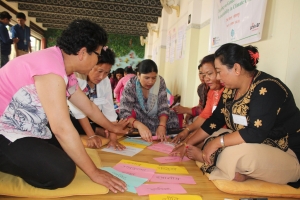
[136,183,187,196]
[147,143,174,154]
[152,136,170,141]
[150,174,196,184]
[153,156,190,164]
[113,163,156,180]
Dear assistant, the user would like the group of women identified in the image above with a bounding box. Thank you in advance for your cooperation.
[0,19,299,192]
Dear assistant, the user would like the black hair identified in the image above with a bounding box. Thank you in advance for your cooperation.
[215,43,259,71]
[137,59,158,74]
[98,48,115,65]
[198,54,215,70]
[0,11,12,20]
[56,19,108,55]
[124,66,134,74]
[16,12,26,20]
[115,68,124,75]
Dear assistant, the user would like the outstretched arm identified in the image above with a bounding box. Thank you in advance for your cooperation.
[34,74,126,193]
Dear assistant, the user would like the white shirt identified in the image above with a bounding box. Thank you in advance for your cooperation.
[68,73,117,122]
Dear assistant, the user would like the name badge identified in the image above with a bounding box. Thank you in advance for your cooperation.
[212,106,217,113]
[232,114,248,126]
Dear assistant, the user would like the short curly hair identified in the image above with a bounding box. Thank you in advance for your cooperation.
[56,19,108,55]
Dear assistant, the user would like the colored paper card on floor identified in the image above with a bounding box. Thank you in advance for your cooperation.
[119,140,147,149]
[101,167,147,193]
[152,135,170,141]
[149,194,202,200]
[147,143,174,154]
[153,156,190,164]
[156,166,189,174]
[101,146,142,157]
[113,163,155,180]
[123,138,152,146]
[136,183,187,196]
[119,159,159,170]
[150,174,196,184]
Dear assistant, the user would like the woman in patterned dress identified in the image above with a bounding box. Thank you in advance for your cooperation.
[119,59,182,142]
[171,43,300,185]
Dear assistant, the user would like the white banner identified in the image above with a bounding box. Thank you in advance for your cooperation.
[209,0,267,52]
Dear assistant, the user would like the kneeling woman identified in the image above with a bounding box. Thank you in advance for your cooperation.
[119,59,182,142]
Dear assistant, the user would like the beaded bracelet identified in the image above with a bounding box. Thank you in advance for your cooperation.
[185,127,190,132]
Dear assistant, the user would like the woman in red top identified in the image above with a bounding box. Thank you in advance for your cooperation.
[171,54,224,150]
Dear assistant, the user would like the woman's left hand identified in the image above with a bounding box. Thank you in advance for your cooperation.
[202,139,219,165]
[107,139,126,151]
[156,125,167,142]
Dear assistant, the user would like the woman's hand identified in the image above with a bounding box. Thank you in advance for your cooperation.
[87,135,102,149]
[107,137,126,151]
[90,169,127,193]
[137,124,152,142]
[112,119,129,135]
[156,125,167,142]
[169,143,187,158]
[173,105,187,114]
[171,129,189,144]
[202,138,220,165]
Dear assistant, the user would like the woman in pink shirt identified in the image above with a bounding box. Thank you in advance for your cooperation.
[0,20,127,192]
[114,66,136,105]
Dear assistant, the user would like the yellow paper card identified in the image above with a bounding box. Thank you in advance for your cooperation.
[150,194,202,200]
[156,166,189,174]
[119,159,158,170]
[119,141,147,149]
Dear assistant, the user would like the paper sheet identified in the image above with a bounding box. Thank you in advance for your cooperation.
[119,159,159,170]
[136,183,186,196]
[156,166,189,174]
[101,146,142,157]
[101,167,147,193]
[153,156,190,164]
[123,138,152,146]
[113,163,155,180]
[150,174,196,184]
[119,140,147,149]
[147,143,174,154]
[149,194,202,200]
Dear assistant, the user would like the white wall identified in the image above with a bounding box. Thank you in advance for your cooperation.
[146,0,300,107]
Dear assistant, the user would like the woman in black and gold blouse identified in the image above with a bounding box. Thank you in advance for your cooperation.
[171,43,300,186]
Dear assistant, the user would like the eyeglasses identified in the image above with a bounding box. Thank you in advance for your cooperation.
[93,51,100,57]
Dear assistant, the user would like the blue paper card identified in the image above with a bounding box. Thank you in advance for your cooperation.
[124,137,152,146]
[101,167,148,193]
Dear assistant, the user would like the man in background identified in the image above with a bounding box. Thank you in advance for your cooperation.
[0,11,18,67]
[11,12,31,57]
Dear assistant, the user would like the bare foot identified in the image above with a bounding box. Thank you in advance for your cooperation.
[186,145,204,162]
[233,172,251,182]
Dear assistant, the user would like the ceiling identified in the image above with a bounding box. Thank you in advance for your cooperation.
[6,0,163,36]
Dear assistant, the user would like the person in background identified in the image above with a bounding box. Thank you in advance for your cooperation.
[0,11,18,67]
[0,19,128,192]
[114,66,136,106]
[173,57,209,124]
[171,54,224,144]
[110,67,124,92]
[68,47,125,150]
[172,43,300,186]
[10,12,31,57]
[119,59,182,142]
